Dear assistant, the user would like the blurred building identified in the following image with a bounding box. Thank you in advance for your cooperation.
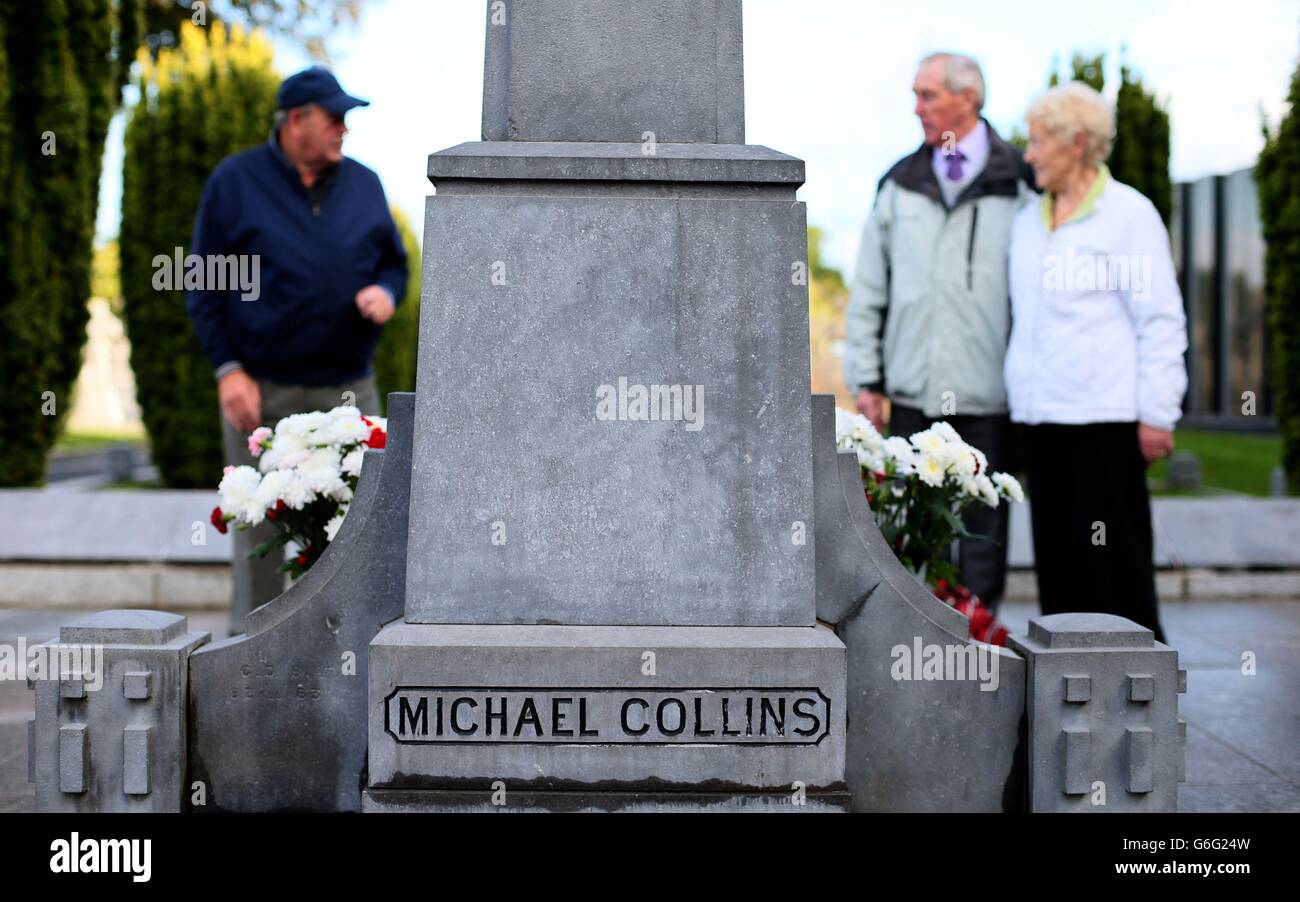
[1171,167,1273,430]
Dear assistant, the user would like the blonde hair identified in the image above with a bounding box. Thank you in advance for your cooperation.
[1026,82,1114,166]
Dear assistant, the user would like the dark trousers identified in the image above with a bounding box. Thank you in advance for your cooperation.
[1023,422,1165,643]
[889,404,1010,611]
[220,374,380,635]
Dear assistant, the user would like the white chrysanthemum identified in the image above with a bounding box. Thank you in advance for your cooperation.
[281,473,315,510]
[325,415,370,446]
[324,511,346,542]
[218,466,262,523]
[910,429,945,458]
[975,473,999,507]
[275,411,329,439]
[328,482,354,504]
[992,471,1025,503]
[253,469,293,513]
[970,446,988,476]
[947,443,978,477]
[917,454,945,487]
[882,436,916,473]
[259,445,310,473]
[341,447,365,477]
[297,448,343,493]
[931,421,962,443]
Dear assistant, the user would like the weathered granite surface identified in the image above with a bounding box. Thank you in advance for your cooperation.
[367,623,845,792]
[405,190,815,626]
[30,610,208,812]
[481,0,745,143]
[186,393,414,812]
[363,788,849,813]
[811,395,1027,812]
[1009,612,1187,812]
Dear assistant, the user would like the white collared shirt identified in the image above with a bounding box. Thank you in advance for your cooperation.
[932,119,990,208]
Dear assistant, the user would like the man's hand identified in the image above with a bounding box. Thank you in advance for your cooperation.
[1138,422,1175,465]
[355,285,396,324]
[855,389,887,432]
[218,369,262,435]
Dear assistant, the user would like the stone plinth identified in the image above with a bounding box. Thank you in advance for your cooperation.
[29,611,208,812]
[1009,613,1187,812]
[367,623,845,792]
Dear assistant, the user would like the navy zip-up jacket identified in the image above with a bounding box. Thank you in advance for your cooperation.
[185,132,408,386]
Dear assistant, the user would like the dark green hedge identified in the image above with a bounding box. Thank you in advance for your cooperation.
[1256,62,1300,495]
[120,22,279,487]
[0,0,141,486]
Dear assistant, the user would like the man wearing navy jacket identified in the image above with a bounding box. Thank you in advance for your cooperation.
[186,67,408,630]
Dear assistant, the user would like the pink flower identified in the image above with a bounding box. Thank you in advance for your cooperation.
[223,465,235,476]
[247,426,273,457]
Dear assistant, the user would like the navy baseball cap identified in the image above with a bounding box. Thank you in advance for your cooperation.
[277,66,370,115]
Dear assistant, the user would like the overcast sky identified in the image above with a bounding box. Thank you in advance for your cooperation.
[96,0,1299,273]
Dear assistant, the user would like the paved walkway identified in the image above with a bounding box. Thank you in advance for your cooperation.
[1,599,1296,813]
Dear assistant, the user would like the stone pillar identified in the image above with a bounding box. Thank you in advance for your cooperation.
[365,0,848,812]
[1008,613,1188,812]
[29,611,208,812]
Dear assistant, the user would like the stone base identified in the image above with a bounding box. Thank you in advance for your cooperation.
[363,788,850,813]
[367,623,846,793]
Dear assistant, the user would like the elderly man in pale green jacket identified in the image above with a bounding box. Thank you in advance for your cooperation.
[842,51,1036,611]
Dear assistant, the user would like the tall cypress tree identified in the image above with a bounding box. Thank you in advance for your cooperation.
[1255,62,1300,495]
[1110,63,1172,226]
[120,21,278,487]
[0,0,143,485]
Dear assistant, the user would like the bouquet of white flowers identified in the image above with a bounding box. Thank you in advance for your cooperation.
[834,407,1024,593]
[211,406,387,579]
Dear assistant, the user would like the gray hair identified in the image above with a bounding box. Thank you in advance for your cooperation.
[273,104,312,129]
[919,52,986,110]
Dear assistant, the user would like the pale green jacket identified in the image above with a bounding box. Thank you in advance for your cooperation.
[843,123,1036,417]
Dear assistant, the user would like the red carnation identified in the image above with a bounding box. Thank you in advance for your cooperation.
[366,427,386,449]
[210,507,228,535]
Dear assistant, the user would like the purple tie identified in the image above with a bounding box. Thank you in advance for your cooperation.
[945,149,966,181]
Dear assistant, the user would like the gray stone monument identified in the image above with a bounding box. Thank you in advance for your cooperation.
[365,0,849,812]
[1009,613,1187,812]
[29,611,208,812]
[28,0,1188,815]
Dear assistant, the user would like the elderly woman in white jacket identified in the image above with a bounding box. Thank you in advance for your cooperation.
[1006,82,1187,643]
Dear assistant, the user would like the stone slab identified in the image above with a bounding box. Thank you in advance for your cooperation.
[810,396,1027,812]
[186,394,414,813]
[1009,613,1185,812]
[363,788,849,813]
[1006,498,1300,570]
[30,612,209,812]
[0,562,229,609]
[429,142,803,185]
[407,191,814,626]
[367,623,846,792]
[0,489,228,563]
[481,0,744,143]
